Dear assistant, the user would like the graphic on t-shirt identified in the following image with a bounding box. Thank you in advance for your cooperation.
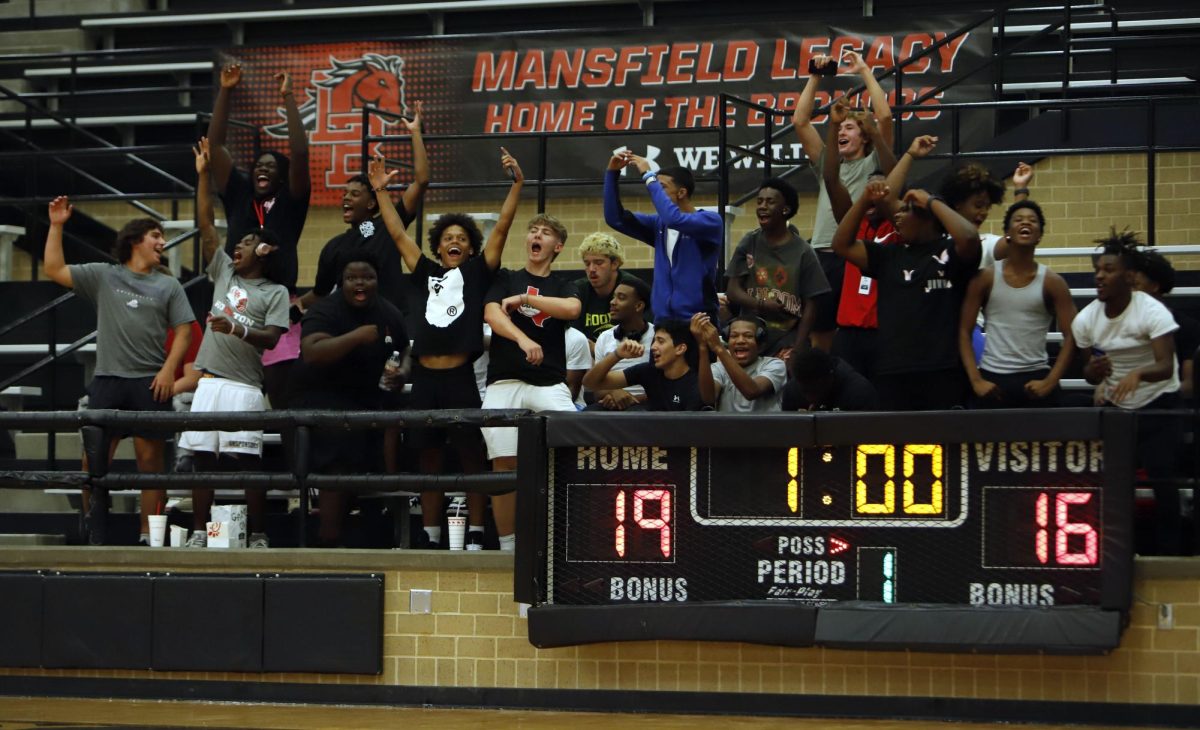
[126,299,139,309]
[226,285,249,314]
[518,285,550,327]
[425,268,466,328]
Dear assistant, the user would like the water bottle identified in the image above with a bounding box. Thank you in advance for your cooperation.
[379,350,402,391]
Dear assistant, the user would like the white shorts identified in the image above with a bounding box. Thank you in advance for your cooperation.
[177,376,266,456]
[481,379,575,459]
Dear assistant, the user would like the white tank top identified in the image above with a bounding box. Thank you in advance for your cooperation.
[980,261,1052,374]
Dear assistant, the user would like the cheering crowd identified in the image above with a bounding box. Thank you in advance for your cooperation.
[44,56,1194,552]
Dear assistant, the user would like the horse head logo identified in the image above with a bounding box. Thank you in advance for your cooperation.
[265,53,407,138]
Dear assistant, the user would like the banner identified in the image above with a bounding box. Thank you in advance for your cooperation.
[226,18,992,206]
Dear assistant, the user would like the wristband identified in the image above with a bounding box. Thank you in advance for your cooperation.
[925,194,946,209]
[642,170,657,185]
[1014,187,1030,196]
[375,185,389,192]
[240,323,250,340]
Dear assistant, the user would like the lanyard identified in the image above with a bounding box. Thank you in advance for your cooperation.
[252,198,273,228]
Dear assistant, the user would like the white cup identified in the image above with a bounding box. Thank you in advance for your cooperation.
[447,516,466,551]
[169,525,188,547]
[148,515,167,547]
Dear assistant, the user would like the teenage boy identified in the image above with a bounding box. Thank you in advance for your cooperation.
[959,201,1076,408]
[179,138,291,549]
[589,278,655,411]
[603,151,723,321]
[583,317,708,412]
[482,215,581,551]
[1133,249,1200,401]
[696,316,788,412]
[781,347,879,412]
[725,178,829,360]
[369,149,523,549]
[1072,230,1181,554]
[43,197,195,545]
[572,231,652,343]
[792,50,896,351]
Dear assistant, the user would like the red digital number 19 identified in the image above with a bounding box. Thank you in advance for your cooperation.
[1035,491,1098,566]
[615,489,672,558]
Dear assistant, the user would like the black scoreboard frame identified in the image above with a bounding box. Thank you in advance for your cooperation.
[514,408,1136,655]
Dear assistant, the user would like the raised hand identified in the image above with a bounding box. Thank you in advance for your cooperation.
[902,188,933,210]
[1013,161,1034,187]
[829,98,850,125]
[401,100,423,135]
[500,146,523,183]
[908,135,938,158]
[219,63,242,89]
[841,49,869,75]
[193,137,210,174]
[607,149,632,171]
[864,179,890,203]
[625,152,651,174]
[47,196,73,225]
[275,71,292,97]
[367,154,397,191]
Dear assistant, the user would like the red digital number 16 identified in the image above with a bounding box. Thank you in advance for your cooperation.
[615,489,672,558]
[1035,491,1098,565]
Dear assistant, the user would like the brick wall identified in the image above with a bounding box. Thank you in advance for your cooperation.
[51,151,1200,284]
[1,559,1197,706]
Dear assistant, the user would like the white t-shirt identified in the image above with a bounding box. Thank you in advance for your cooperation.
[711,356,788,412]
[1071,291,1180,409]
[566,327,594,407]
[593,323,656,399]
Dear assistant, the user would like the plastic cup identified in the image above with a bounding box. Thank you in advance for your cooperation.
[169,525,188,547]
[148,515,167,547]
[447,516,466,551]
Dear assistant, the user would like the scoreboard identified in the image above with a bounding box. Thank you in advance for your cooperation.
[514,410,1136,654]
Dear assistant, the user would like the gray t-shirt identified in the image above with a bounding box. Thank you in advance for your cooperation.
[711,356,788,412]
[726,228,830,344]
[810,147,881,249]
[69,263,195,378]
[194,249,290,387]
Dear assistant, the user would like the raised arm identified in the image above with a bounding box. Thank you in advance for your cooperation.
[1012,162,1034,202]
[193,137,220,264]
[276,72,310,199]
[843,50,893,144]
[904,189,981,263]
[627,154,723,240]
[831,181,885,271]
[1025,271,1077,399]
[206,63,240,192]
[399,100,429,218]
[885,135,938,208]
[959,269,1000,402]
[603,151,656,244]
[791,56,830,165]
[43,196,74,288]
[690,313,718,406]
[483,147,524,270]
[823,100,853,222]
[368,155,422,271]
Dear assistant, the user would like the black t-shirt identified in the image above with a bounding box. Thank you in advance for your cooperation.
[572,270,653,341]
[1170,307,1200,370]
[622,362,706,411]
[314,215,410,314]
[781,357,879,411]
[411,254,493,359]
[485,268,580,386]
[864,235,977,375]
[293,294,408,406]
[220,168,310,292]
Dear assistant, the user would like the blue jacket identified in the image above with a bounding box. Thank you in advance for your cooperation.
[603,169,723,321]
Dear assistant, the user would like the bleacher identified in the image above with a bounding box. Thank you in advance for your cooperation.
[0,0,1197,550]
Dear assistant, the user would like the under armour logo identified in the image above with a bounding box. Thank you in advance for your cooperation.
[902,269,914,282]
[932,250,949,264]
[126,299,139,309]
[673,395,681,403]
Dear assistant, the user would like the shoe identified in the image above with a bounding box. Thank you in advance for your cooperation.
[465,531,485,551]
[411,531,442,550]
[248,533,269,549]
[185,531,208,548]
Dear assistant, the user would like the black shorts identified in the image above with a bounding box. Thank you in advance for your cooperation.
[975,368,1061,408]
[405,362,484,450]
[87,375,172,439]
[812,249,845,334]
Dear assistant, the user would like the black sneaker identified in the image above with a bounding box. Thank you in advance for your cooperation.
[465,531,485,551]
[411,531,442,550]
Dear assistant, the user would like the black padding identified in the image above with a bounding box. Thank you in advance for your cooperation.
[545,413,816,448]
[262,575,382,674]
[42,574,153,669]
[1101,409,1137,610]
[815,602,1122,654]
[152,575,264,672]
[527,601,817,648]
[0,573,42,666]
[814,408,1104,446]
